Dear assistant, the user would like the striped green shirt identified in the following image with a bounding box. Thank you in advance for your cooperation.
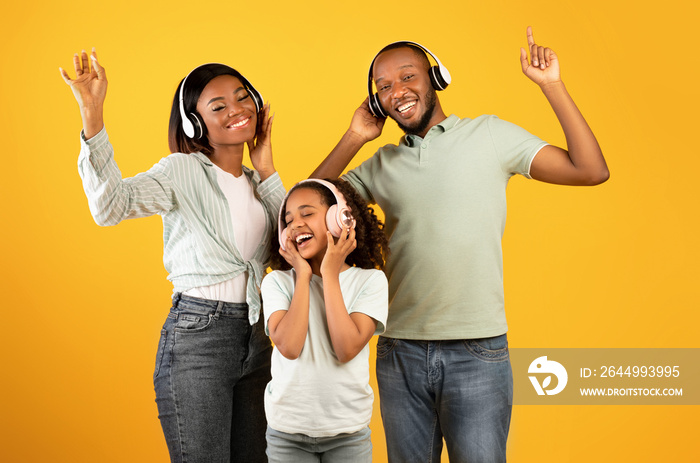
[78,127,285,324]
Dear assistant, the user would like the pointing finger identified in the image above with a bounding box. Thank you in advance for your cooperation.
[526,26,535,47]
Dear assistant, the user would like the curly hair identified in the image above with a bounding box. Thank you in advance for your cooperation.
[269,178,389,272]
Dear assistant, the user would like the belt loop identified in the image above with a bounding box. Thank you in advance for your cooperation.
[213,300,224,320]
[173,292,182,308]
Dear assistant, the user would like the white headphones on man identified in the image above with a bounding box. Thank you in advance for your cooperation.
[178,63,264,139]
[278,179,356,251]
[367,41,452,118]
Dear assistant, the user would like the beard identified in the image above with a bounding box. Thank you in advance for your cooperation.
[393,86,438,136]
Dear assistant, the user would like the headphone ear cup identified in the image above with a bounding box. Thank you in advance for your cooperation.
[369,93,387,118]
[250,89,264,112]
[429,66,449,91]
[188,112,206,139]
[326,205,342,237]
[279,227,289,251]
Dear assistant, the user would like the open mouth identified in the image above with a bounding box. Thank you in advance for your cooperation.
[295,233,313,247]
[396,101,416,116]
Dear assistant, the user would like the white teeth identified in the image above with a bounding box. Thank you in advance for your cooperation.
[229,117,250,128]
[398,101,416,113]
[295,234,313,244]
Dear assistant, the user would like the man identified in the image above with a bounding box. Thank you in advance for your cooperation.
[311,28,608,462]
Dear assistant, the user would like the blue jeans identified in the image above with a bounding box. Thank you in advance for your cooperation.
[376,334,512,463]
[265,426,372,463]
[154,293,272,462]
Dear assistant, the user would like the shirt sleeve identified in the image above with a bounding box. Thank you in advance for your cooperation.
[255,171,286,231]
[261,271,293,335]
[348,270,388,335]
[78,127,177,226]
[486,116,549,179]
[342,155,378,205]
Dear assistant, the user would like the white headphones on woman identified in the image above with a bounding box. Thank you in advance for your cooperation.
[178,63,264,139]
[367,41,452,118]
[278,179,356,251]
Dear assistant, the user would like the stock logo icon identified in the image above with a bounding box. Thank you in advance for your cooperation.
[528,356,568,396]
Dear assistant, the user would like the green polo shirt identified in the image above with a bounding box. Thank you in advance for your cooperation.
[343,114,547,340]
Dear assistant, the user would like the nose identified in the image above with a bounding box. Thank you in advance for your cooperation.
[228,102,245,117]
[391,81,408,100]
[288,214,304,229]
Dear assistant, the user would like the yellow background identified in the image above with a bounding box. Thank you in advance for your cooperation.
[1,0,698,461]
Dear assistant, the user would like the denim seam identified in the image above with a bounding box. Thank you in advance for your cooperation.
[428,407,439,463]
[153,329,168,380]
[168,331,187,462]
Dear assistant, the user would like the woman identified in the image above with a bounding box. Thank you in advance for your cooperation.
[60,49,284,462]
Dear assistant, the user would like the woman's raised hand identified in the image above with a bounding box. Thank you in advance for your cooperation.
[60,48,107,139]
[248,102,275,181]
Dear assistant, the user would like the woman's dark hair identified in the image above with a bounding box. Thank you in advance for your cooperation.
[168,64,246,155]
[269,178,389,271]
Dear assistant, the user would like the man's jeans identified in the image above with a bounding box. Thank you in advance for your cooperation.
[376,334,512,462]
[154,294,272,462]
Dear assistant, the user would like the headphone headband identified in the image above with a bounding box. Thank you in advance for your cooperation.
[178,63,264,139]
[278,179,356,251]
[366,41,451,118]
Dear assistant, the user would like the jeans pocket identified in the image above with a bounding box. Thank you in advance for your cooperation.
[463,334,509,363]
[174,313,214,333]
[376,337,398,359]
[153,329,168,380]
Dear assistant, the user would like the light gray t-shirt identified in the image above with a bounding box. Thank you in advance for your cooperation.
[344,114,547,340]
[261,267,388,437]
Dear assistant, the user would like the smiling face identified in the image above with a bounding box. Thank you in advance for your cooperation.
[373,46,445,138]
[196,74,258,150]
[283,188,331,265]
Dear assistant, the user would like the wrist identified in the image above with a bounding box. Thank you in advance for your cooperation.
[294,267,312,281]
[258,166,276,181]
[344,129,370,147]
[540,80,566,95]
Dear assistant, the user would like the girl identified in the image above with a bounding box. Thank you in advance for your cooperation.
[60,50,284,462]
[260,178,389,462]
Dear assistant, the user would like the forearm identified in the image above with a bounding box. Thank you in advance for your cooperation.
[541,81,609,184]
[80,103,105,140]
[310,130,367,179]
[269,275,311,359]
[323,277,371,363]
[79,130,174,226]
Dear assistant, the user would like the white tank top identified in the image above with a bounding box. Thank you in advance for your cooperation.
[184,164,266,302]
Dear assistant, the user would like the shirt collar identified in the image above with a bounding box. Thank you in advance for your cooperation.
[402,114,461,147]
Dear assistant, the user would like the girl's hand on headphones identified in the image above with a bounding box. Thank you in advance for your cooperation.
[248,102,276,181]
[520,26,561,88]
[320,227,356,278]
[280,236,312,279]
[59,48,107,139]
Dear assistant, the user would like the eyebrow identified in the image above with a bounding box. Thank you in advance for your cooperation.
[206,86,247,107]
[374,64,416,84]
[285,205,317,218]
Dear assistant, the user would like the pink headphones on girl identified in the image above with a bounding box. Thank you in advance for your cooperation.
[278,179,356,251]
